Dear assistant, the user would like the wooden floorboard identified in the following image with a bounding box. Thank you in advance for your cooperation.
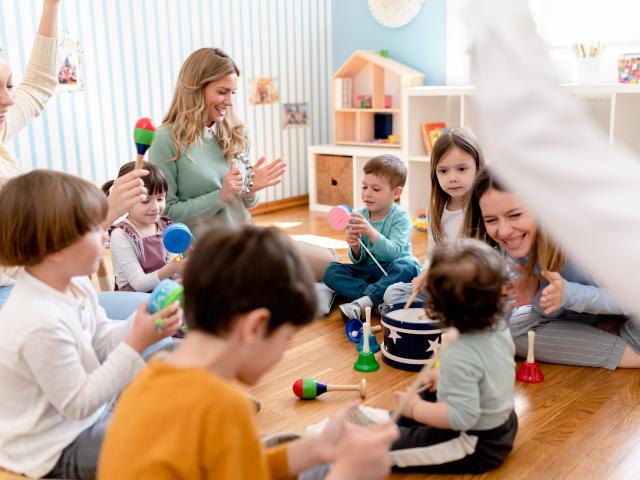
[248,206,640,480]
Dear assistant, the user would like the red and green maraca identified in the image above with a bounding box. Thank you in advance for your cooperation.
[292,377,367,399]
[134,117,156,169]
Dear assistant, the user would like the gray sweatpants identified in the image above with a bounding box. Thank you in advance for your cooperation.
[46,399,116,480]
[510,306,640,370]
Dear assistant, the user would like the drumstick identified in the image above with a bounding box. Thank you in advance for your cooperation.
[358,238,388,276]
[327,206,387,276]
[414,382,434,395]
[404,289,420,309]
[390,329,458,423]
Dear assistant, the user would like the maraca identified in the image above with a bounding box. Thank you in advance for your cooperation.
[292,377,367,400]
[148,279,184,332]
[163,222,193,261]
[133,117,156,169]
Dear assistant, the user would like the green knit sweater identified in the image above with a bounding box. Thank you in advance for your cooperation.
[148,125,259,228]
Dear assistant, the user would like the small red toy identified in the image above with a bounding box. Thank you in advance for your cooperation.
[516,330,544,383]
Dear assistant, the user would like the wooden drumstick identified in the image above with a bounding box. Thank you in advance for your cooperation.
[404,289,421,309]
[390,329,458,423]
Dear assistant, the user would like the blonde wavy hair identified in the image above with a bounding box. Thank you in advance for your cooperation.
[162,48,247,164]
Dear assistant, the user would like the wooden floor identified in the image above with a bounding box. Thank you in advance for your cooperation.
[250,206,640,480]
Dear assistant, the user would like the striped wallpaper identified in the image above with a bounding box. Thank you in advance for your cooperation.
[0,0,333,202]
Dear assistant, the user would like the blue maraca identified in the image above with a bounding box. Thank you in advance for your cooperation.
[163,222,192,260]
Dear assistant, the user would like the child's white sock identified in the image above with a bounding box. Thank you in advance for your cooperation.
[355,296,373,309]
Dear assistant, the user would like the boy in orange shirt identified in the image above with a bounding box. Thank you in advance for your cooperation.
[98,226,398,480]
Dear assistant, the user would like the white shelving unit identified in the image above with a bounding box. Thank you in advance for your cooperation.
[401,84,640,217]
[309,84,640,215]
[332,50,423,148]
[308,144,401,212]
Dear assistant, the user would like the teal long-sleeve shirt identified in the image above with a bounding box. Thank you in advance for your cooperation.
[348,203,420,267]
[437,321,516,431]
[148,125,259,228]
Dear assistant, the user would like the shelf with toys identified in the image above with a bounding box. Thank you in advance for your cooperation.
[402,83,640,218]
[309,50,425,213]
[332,50,423,148]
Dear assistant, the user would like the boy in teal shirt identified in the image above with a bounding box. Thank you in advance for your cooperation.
[324,155,421,320]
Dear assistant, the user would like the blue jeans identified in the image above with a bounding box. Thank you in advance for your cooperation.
[324,258,421,305]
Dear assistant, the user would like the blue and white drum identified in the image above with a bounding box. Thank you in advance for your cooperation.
[380,302,445,372]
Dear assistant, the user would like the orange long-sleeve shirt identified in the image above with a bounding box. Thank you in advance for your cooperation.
[98,361,291,480]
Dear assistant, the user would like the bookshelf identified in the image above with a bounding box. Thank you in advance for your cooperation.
[402,84,640,217]
[332,51,424,148]
[308,84,640,214]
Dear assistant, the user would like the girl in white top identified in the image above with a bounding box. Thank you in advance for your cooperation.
[103,161,186,292]
[384,128,485,305]
[0,170,183,479]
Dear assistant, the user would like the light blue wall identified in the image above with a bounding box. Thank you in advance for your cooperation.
[332,0,446,85]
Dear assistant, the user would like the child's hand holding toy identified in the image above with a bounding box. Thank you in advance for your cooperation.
[346,228,361,257]
[348,212,378,244]
[125,301,182,353]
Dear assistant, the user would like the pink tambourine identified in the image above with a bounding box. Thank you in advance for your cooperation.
[328,205,352,230]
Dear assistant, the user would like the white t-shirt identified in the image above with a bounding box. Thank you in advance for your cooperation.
[426,205,465,267]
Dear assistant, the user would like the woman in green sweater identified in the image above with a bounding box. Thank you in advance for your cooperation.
[149,48,285,229]
[149,48,339,283]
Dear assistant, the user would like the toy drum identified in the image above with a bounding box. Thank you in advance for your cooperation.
[380,302,445,372]
[163,222,192,255]
[148,279,184,314]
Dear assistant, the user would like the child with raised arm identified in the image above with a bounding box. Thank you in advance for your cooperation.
[324,154,421,320]
[0,171,182,479]
[384,127,485,306]
[391,238,517,474]
[98,226,398,480]
[103,161,186,292]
